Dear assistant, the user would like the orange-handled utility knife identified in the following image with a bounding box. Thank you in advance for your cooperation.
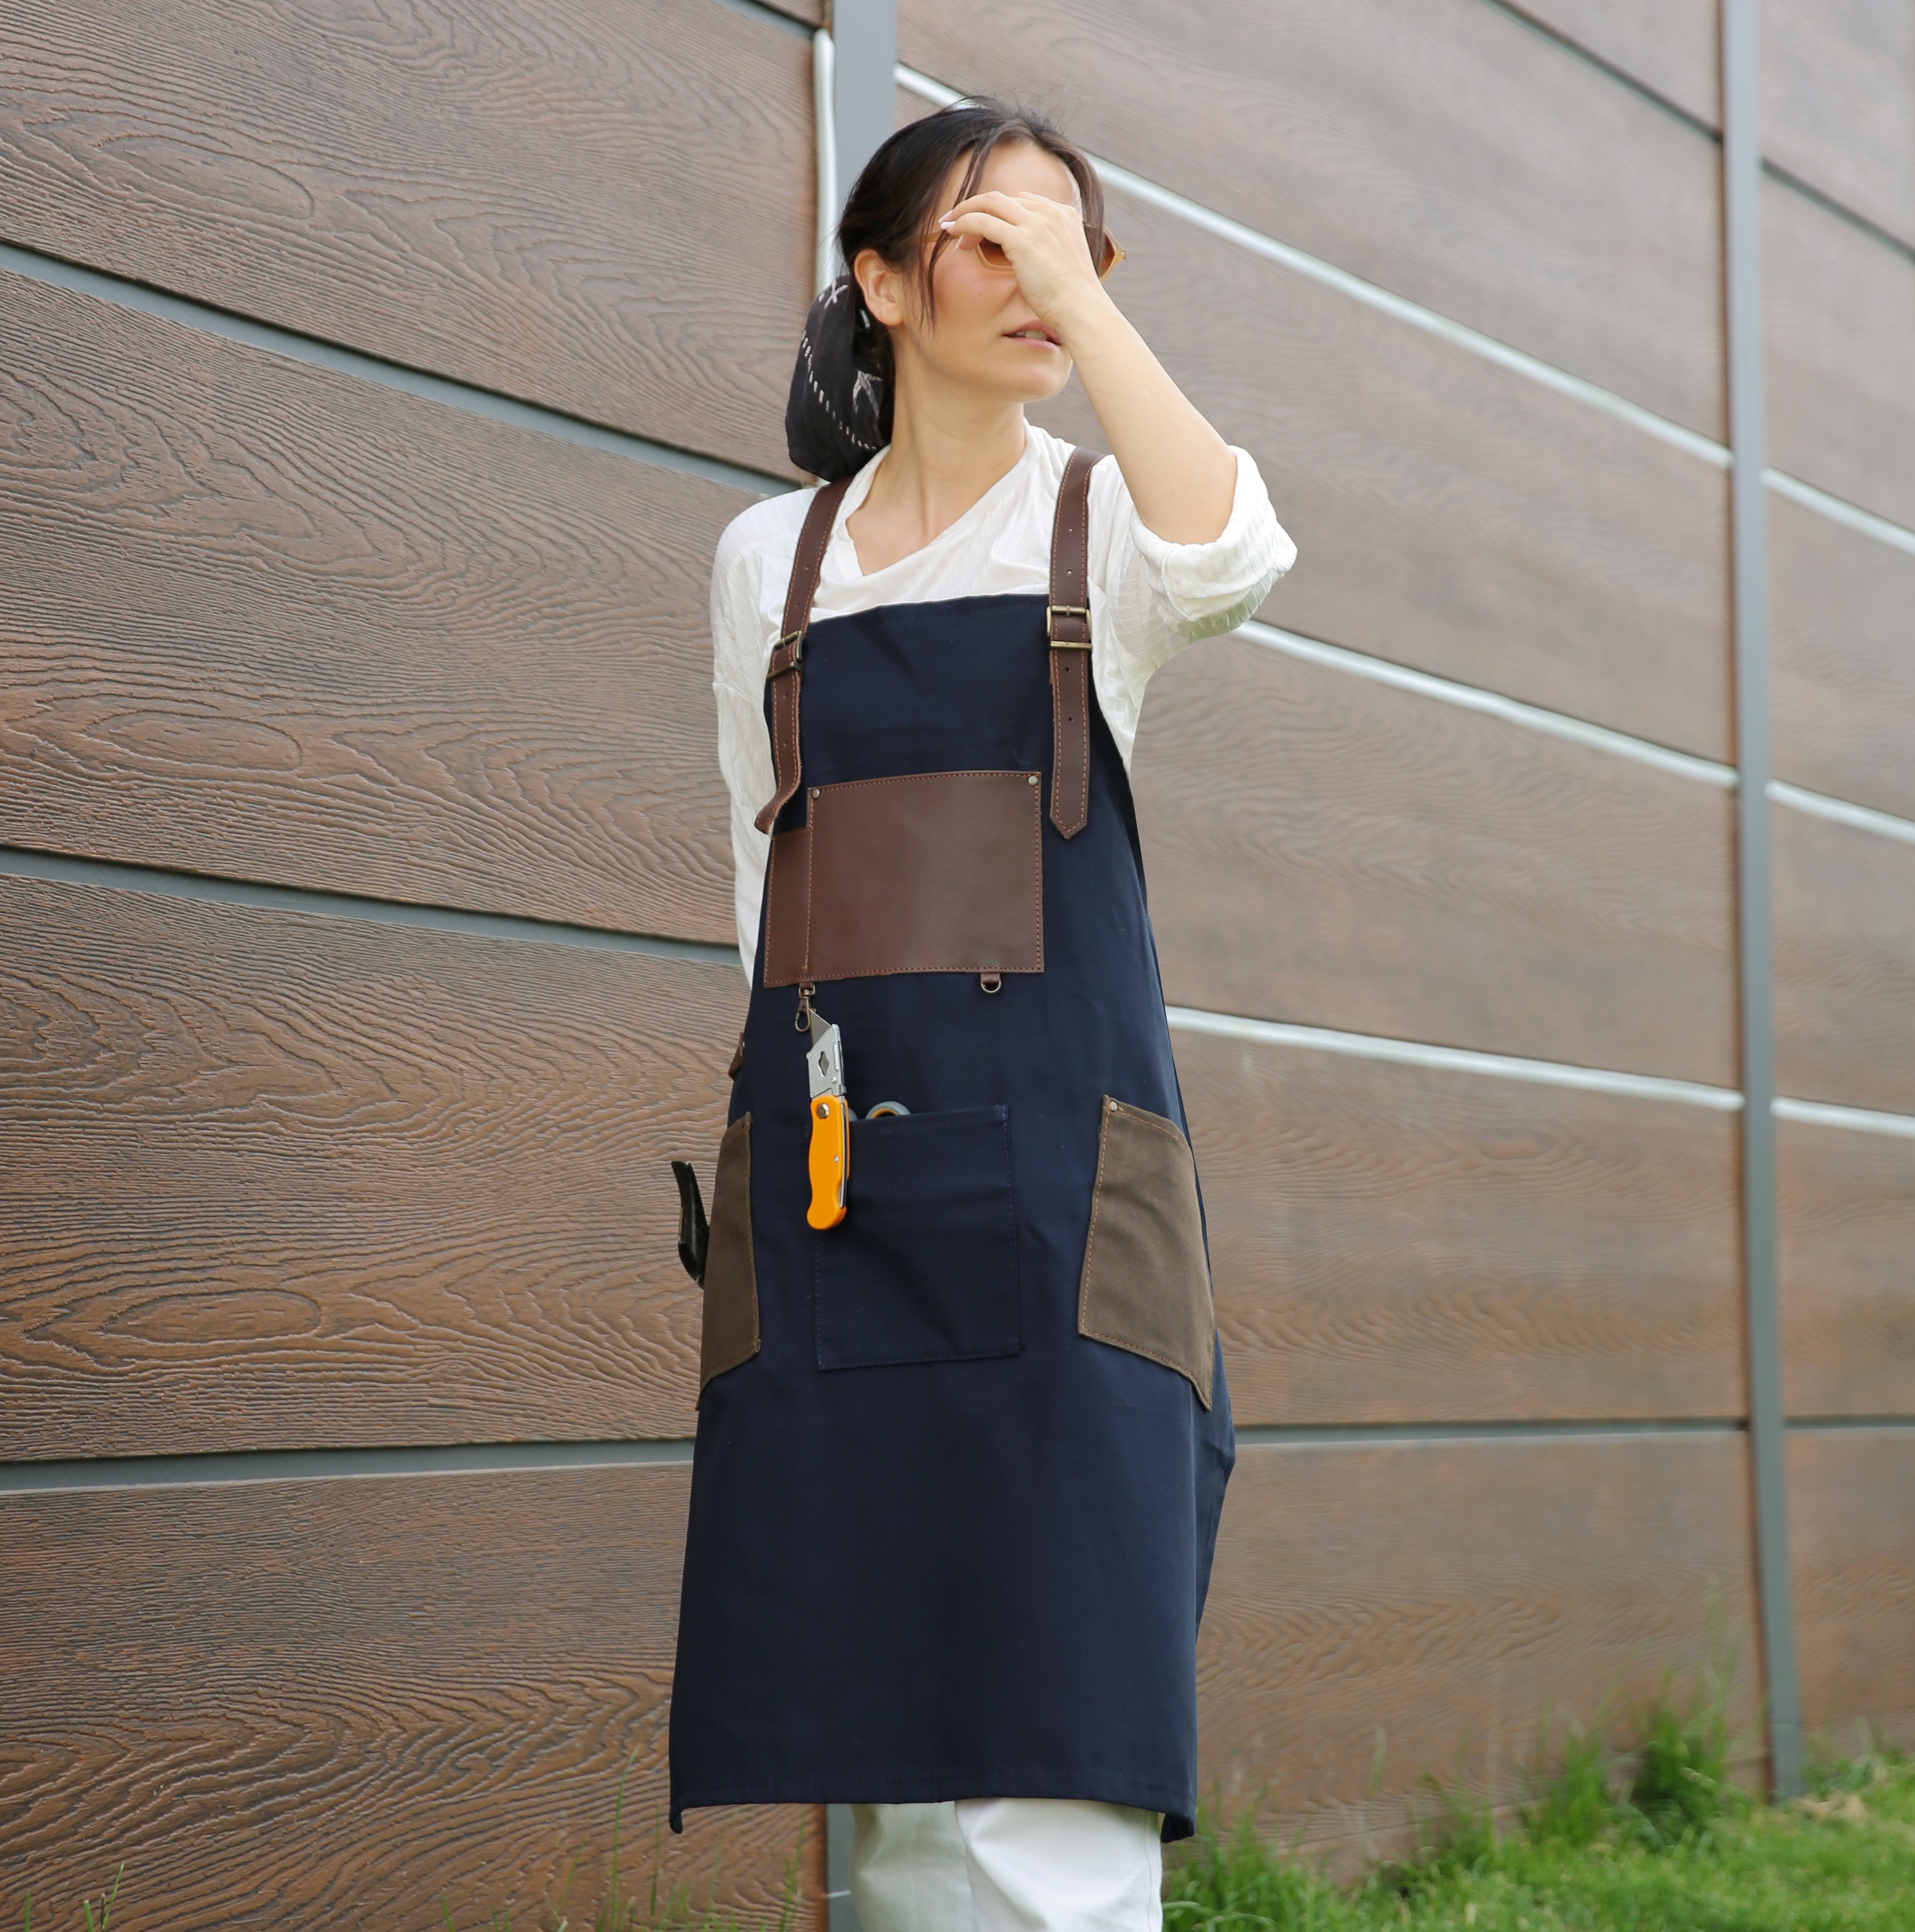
[804,1007,850,1230]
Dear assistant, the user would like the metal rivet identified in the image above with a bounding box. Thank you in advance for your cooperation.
[809,787,820,798]
[1027,773,1039,785]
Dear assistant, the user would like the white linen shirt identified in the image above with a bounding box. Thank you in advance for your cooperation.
[710,420,1297,974]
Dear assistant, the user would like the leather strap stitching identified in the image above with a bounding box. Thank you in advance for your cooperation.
[754,476,852,834]
[1047,448,1098,838]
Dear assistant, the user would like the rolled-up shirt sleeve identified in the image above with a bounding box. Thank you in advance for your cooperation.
[1085,444,1297,768]
[711,517,779,978]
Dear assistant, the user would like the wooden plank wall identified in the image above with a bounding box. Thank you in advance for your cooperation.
[4,0,1914,1921]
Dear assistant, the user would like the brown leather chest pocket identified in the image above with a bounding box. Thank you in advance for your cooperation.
[1077,1096,1215,1408]
[699,1115,759,1398]
[763,769,1043,987]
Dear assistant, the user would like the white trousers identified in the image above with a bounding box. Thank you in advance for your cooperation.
[848,1799,1163,1932]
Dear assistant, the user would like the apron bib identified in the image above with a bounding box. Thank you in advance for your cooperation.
[668,450,1235,1842]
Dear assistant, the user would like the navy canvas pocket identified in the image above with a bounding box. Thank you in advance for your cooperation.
[813,1104,1021,1370]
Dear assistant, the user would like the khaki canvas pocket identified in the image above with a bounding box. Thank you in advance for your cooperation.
[700,1114,759,1397]
[1077,1096,1215,1408]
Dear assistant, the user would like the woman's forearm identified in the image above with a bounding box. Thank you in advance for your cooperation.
[1057,293,1237,546]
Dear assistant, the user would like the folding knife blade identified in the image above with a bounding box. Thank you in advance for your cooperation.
[805,1012,845,1101]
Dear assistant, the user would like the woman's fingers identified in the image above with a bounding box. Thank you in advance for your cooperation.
[938,198,1081,260]
[937,209,1019,242]
[939,189,1073,227]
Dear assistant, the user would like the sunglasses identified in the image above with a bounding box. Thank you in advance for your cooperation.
[962,226,1127,281]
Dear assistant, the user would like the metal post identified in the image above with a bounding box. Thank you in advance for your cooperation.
[1721,0,1803,1798]
[826,1803,861,1932]
[828,0,898,230]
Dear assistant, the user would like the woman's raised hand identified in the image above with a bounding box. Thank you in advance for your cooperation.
[940,183,1235,546]
[936,191,1110,342]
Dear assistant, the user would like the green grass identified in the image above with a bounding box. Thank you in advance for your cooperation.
[1165,1695,1915,1932]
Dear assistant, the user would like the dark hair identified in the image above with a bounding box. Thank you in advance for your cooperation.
[784,99,1107,480]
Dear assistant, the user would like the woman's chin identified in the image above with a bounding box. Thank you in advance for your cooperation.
[989,352,1074,405]
[936,351,1073,412]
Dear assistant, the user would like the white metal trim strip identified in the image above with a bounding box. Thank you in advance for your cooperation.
[0,844,740,966]
[0,1437,697,1495]
[0,241,790,498]
[1164,1006,1744,1110]
[1239,621,1738,786]
[1770,780,1915,847]
[1088,154,1730,468]
[894,66,961,104]
[1773,1096,1915,1141]
[813,30,839,294]
[1764,468,1915,561]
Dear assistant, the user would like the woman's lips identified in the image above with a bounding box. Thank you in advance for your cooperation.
[1005,326,1060,346]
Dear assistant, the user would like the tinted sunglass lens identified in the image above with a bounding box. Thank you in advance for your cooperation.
[961,231,1120,276]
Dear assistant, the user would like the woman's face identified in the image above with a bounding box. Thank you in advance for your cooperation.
[863,139,1083,408]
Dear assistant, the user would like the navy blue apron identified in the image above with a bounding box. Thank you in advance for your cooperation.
[669,450,1234,1843]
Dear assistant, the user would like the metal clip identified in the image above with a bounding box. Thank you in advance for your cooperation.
[1046,604,1092,644]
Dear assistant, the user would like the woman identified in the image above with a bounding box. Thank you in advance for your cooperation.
[669,98,1295,1932]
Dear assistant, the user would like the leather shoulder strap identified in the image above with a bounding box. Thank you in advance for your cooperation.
[1047,447,1099,839]
[755,475,853,836]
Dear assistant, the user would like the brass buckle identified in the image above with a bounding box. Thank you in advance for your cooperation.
[769,627,805,673]
[1046,605,1091,644]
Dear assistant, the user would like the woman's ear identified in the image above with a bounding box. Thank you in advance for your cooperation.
[853,245,909,331]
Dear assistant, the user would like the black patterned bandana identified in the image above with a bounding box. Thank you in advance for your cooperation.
[785,276,887,481]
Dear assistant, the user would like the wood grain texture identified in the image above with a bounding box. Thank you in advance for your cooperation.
[1136,634,1738,1085]
[0,0,813,475]
[1762,0,1915,245]
[1772,801,1915,1115]
[899,0,1725,437]
[916,66,1731,758]
[1199,1436,1762,1856]
[1770,488,1915,822]
[1178,1030,1744,1427]
[1790,1430,1915,1753]
[0,271,748,942]
[0,1466,821,1931]
[0,875,750,1462]
[1779,1116,1915,1419]
[1764,177,1915,532]
[1030,184,1732,762]
[1499,0,1719,125]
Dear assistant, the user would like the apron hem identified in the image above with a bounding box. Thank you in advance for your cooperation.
[670,1777,1197,1843]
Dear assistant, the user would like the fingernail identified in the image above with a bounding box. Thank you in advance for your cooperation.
[937,216,954,228]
